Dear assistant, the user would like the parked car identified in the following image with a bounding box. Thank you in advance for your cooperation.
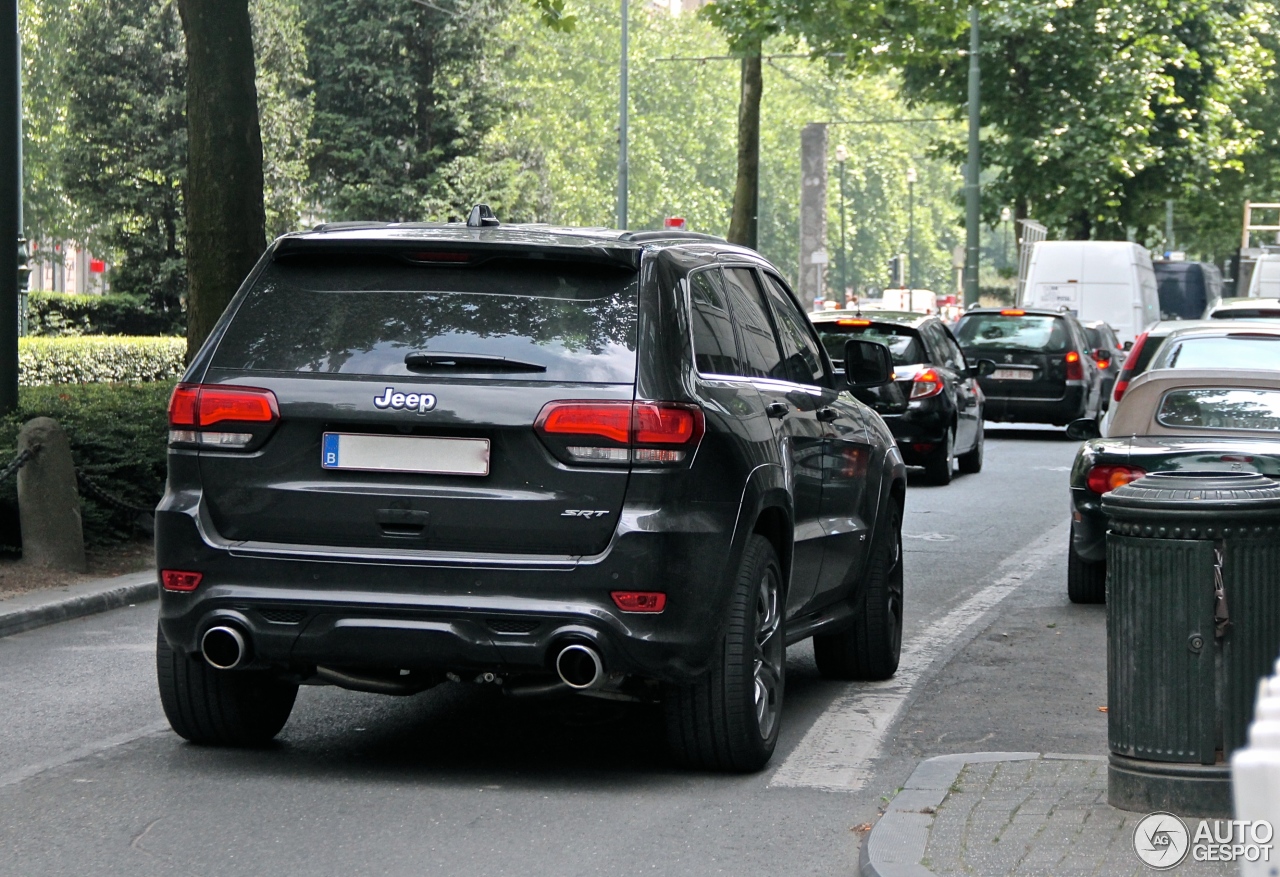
[1207,297,1280,320]
[1022,241,1160,345]
[1081,320,1123,406]
[1145,324,1280,372]
[1247,253,1280,298]
[953,307,1105,426]
[1153,260,1223,320]
[809,310,992,484]
[154,210,909,772]
[1065,368,1280,603]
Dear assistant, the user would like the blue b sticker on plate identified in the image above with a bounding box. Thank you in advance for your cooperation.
[322,433,340,469]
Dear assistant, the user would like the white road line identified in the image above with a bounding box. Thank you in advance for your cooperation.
[0,722,170,790]
[769,518,1070,792]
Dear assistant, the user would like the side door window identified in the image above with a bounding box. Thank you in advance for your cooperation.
[758,272,829,387]
[721,267,785,378]
[688,269,745,377]
[939,325,967,371]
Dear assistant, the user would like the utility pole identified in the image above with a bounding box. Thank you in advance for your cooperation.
[1165,199,1175,254]
[616,0,628,230]
[0,0,19,414]
[907,166,917,290]
[835,144,848,301]
[963,5,981,308]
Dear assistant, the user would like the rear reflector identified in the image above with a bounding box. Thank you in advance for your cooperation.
[611,591,666,613]
[1086,464,1145,495]
[161,570,203,592]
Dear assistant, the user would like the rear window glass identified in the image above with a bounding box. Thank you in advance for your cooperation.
[812,322,926,366]
[1157,388,1280,432]
[211,253,640,382]
[955,314,1069,353]
[1155,335,1280,371]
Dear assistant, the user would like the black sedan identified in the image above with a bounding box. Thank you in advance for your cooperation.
[811,310,993,484]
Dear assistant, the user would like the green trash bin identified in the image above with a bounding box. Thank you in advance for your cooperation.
[1102,471,1280,816]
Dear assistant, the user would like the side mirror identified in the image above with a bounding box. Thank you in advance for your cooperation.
[1122,340,1134,351]
[968,358,997,378]
[1065,418,1102,441]
[843,339,893,388]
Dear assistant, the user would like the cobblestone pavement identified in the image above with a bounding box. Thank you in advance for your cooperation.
[922,756,1234,876]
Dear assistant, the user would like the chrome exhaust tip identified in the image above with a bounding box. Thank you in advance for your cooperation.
[201,625,247,670]
[555,643,604,690]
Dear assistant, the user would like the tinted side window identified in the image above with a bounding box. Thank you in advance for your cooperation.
[688,269,744,376]
[760,273,827,386]
[937,324,966,370]
[722,267,784,379]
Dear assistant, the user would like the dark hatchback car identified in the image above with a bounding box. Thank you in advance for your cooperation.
[155,214,908,772]
[1081,320,1123,405]
[810,310,991,484]
[954,307,1104,426]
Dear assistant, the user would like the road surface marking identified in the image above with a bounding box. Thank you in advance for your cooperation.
[769,518,1069,792]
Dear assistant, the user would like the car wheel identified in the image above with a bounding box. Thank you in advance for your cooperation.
[924,428,955,485]
[156,625,298,746]
[663,534,784,772]
[957,424,984,474]
[813,502,903,681]
[1067,531,1106,604]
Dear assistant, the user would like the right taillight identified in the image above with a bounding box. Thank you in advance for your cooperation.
[536,401,704,466]
[1113,331,1148,403]
[1086,464,1146,494]
[1065,350,1085,381]
[910,368,943,399]
[168,383,279,449]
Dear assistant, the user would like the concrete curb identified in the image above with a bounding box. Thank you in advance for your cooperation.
[0,570,157,639]
[858,752,1105,877]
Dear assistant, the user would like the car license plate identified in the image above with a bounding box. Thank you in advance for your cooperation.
[992,368,1034,381]
[321,433,490,476]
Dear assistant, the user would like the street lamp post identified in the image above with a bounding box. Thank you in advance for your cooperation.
[835,144,848,303]
[906,166,917,291]
[1000,206,1012,270]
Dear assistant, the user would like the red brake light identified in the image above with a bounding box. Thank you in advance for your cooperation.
[837,319,872,326]
[1086,465,1146,495]
[1000,309,1025,316]
[536,402,631,444]
[198,387,279,425]
[536,401,704,465]
[168,385,199,427]
[611,591,667,613]
[1065,350,1084,381]
[1114,332,1148,403]
[910,368,943,399]
[161,570,203,592]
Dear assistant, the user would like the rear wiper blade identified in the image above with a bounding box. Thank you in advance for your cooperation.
[404,351,547,372]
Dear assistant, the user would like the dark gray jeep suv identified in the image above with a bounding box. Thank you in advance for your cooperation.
[155,212,908,771]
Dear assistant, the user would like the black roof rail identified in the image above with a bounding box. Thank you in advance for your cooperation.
[619,230,727,245]
[311,221,395,233]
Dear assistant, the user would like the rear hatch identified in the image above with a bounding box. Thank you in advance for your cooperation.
[955,311,1075,399]
[191,243,641,556]
[810,317,914,414]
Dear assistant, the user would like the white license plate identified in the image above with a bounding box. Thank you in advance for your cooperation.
[321,433,490,476]
[992,368,1035,381]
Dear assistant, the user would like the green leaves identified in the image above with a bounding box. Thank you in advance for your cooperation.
[18,336,186,386]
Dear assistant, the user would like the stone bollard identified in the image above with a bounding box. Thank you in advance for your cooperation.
[17,417,87,572]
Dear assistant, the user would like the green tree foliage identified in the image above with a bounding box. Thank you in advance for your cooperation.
[303,0,513,221]
[900,0,1276,243]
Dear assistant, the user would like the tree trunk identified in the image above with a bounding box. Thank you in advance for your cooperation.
[727,45,762,250]
[178,0,266,362]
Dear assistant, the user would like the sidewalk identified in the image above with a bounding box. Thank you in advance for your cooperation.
[862,752,1233,877]
[0,569,156,638]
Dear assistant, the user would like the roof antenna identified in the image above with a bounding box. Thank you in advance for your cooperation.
[467,204,500,228]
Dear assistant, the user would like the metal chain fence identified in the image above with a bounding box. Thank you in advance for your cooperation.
[0,445,156,534]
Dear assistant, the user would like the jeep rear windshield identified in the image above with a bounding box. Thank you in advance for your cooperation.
[955,313,1069,353]
[210,252,640,382]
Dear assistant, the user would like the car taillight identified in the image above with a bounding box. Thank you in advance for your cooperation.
[1065,351,1084,381]
[1113,331,1148,403]
[910,368,943,399]
[611,591,667,613]
[161,569,203,592]
[536,401,704,466]
[1086,464,1145,494]
[168,383,279,449]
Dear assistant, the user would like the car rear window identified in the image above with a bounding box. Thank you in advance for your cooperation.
[955,314,1070,353]
[210,252,640,382]
[1157,388,1280,432]
[812,321,926,366]
[1154,335,1280,371]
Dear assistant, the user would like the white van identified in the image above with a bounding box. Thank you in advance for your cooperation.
[1022,241,1160,345]
[1247,254,1280,297]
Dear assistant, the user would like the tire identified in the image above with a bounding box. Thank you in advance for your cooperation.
[814,501,903,681]
[156,625,298,746]
[957,424,984,474]
[923,428,955,485]
[664,534,784,772]
[1067,533,1107,604]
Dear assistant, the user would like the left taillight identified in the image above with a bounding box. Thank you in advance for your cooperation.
[1065,351,1085,382]
[910,368,943,399]
[535,401,704,466]
[1086,464,1145,495]
[168,383,279,449]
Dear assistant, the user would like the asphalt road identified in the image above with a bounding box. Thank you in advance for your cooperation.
[0,426,1095,877]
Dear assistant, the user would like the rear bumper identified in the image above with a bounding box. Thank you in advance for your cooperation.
[155,497,743,685]
[881,401,950,463]
[982,385,1085,425]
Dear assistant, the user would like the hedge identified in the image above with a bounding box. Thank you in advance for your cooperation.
[19,336,186,386]
[27,291,184,337]
[0,381,175,549]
